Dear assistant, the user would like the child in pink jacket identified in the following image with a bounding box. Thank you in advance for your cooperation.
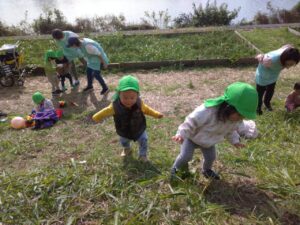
[285,82,300,112]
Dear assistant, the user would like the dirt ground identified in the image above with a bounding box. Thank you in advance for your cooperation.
[0,67,270,117]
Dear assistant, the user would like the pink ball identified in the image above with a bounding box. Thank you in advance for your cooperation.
[11,116,26,129]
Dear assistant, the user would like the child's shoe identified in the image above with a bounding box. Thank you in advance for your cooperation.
[52,89,63,95]
[62,86,67,92]
[100,88,109,95]
[202,169,220,180]
[138,156,148,162]
[121,148,132,157]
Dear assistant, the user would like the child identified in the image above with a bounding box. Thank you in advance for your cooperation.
[52,29,86,86]
[92,75,163,162]
[171,82,258,180]
[32,91,58,129]
[285,82,300,112]
[255,44,300,115]
[45,50,74,92]
[67,37,109,96]
[44,50,62,95]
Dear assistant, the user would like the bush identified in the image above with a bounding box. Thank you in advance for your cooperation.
[174,0,239,28]
[254,1,300,24]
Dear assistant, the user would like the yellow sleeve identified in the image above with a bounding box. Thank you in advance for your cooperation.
[92,103,115,122]
[141,101,162,118]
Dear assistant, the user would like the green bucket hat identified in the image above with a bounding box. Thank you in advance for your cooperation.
[204,82,258,119]
[112,75,140,101]
[32,91,45,105]
[44,50,56,62]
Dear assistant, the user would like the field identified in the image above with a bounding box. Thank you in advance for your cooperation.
[1,65,300,224]
[0,31,256,66]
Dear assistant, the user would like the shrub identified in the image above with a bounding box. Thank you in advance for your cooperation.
[174,0,239,28]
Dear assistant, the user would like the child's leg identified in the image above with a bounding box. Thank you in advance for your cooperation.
[93,70,109,93]
[60,75,66,89]
[65,73,73,86]
[86,67,94,88]
[256,84,267,113]
[69,61,79,80]
[172,139,197,172]
[200,146,216,172]
[137,131,148,158]
[120,136,132,156]
[264,82,276,109]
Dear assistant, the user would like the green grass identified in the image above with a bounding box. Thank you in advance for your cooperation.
[0,31,256,67]
[240,27,300,53]
[1,68,300,224]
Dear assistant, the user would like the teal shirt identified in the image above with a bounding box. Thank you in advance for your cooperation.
[56,31,83,61]
[80,38,109,71]
[255,48,284,86]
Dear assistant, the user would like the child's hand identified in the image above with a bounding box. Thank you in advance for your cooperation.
[172,135,184,144]
[157,113,163,119]
[234,143,245,148]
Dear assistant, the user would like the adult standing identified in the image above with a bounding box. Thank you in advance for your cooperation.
[52,29,86,86]
[67,37,109,96]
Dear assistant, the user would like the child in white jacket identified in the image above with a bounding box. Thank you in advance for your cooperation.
[171,82,258,180]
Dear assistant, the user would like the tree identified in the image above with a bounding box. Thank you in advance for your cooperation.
[174,0,239,28]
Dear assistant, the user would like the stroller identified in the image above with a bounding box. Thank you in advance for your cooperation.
[0,42,26,87]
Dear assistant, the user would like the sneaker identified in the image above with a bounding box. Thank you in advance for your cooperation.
[52,89,63,95]
[74,80,80,86]
[202,169,220,180]
[83,86,93,92]
[257,109,263,115]
[100,88,109,95]
[265,105,273,111]
[121,148,132,157]
[138,156,148,162]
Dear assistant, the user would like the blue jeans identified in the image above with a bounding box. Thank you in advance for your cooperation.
[172,138,216,172]
[86,67,108,90]
[119,131,148,157]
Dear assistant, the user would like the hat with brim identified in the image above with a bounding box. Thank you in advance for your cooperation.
[204,82,258,119]
[112,75,140,101]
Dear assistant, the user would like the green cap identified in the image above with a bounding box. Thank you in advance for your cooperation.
[32,91,45,104]
[204,82,258,119]
[44,50,56,62]
[113,75,140,101]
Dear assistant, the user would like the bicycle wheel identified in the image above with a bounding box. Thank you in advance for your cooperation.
[0,75,14,87]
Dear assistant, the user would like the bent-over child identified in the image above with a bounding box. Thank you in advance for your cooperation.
[171,82,258,180]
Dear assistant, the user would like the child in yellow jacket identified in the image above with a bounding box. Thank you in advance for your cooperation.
[93,75,163,162]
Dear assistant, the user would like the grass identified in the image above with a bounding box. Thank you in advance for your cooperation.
[240,27,300,52]
[0,31,256,67]
[0,67,300,224]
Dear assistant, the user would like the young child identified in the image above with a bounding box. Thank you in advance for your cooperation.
[255,44,300,115]
[67,37,110,96]
[45,50,74,91]
[44,50,62,95]
[171,82,258,180]
[285,82,300,112]
[92,75,163,162]
[32,91,58,129]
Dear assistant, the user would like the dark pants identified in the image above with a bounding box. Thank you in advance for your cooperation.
[256,82,276,110]
[86,67,108,90]
[60,73,73,88]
